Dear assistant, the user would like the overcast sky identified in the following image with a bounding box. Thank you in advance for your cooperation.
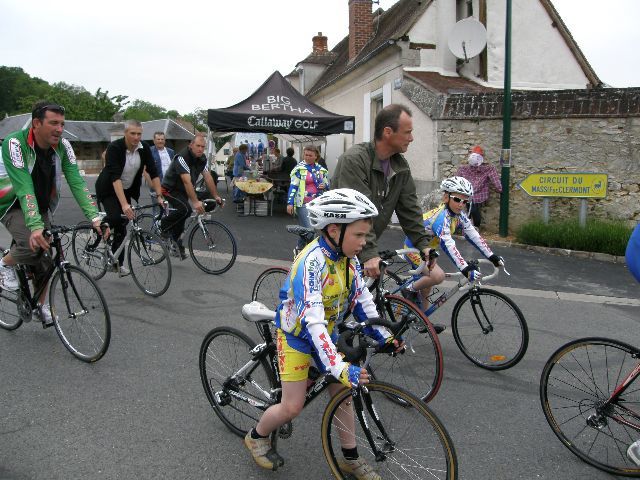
[1,0,638,115]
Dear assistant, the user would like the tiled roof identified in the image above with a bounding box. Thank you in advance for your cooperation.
[404,71,498,95]
[0,115,194,142]
[306,0,432,96]
[0,113,30,140]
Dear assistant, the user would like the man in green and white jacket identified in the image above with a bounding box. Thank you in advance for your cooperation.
[0,102,104,327]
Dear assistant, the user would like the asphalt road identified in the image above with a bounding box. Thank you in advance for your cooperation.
[0,176,638,480]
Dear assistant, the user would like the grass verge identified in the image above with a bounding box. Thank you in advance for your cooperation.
[515,219,633,256]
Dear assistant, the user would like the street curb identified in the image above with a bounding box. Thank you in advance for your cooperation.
[387,224,627,265]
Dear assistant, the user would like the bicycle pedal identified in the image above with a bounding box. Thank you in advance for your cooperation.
[266,449,285,471]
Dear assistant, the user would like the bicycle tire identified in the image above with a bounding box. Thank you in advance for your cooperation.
[71,222,108,280]
[199,326,276,437]
[188,220,237,274]
[252,267,289,310]
[368,294,444,403]
[321,381,457,480]
[0,289,23,330]
[451,288,528,370]
[49,265,111,362]
[128,229,172,297]
[540,337,640,477]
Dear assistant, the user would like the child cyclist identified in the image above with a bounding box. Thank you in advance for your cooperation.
[244,188,401,480]
[403,176,503,331]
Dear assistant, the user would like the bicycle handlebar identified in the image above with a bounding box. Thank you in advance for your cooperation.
[337,318,404,364]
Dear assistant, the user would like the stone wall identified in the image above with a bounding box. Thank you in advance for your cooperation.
[403,78,640,234]
[437,116,640,233]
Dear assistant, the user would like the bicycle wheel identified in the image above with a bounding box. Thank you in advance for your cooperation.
[128,229,172,297]
[451,288,528,370]
[252,267,288,310]
[0,289,22,330]
[49,265,111,362]
[188,220,237,274]
[321,381,457,480]
[71,223,107,280]
[540,338,640,477]
[368,294,443,403]
[199,326,276,437]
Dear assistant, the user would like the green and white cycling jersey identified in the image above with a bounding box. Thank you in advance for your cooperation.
[0,127,99,231]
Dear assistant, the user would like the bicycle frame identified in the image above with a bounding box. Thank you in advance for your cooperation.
[15,228,89,319]
[221,314,410,463]
[592,360,640,431]
[381,255,502,317]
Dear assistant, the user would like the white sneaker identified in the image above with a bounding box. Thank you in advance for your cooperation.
[628,440,640,466]
[0,263,18,291]
[118,265,130,276]
[37,303,56,328]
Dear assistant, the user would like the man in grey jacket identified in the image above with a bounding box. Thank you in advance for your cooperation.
[333,104,432,279]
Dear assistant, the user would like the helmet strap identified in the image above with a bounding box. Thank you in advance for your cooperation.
[323,223,348,256]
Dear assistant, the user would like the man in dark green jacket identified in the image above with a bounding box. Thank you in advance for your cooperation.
[0,102,104,326]
[333,104,431,278]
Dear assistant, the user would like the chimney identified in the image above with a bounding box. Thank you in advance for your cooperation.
[348,0,373,62]
[312,32,328,54]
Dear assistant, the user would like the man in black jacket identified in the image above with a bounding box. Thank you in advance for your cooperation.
[95,120,164,272]
[160,133,222,259]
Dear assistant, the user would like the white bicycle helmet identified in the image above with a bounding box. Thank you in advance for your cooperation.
[307,188,378,230]
[440,176,474,197]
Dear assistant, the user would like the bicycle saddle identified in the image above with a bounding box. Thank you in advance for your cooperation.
[242,301,276,323]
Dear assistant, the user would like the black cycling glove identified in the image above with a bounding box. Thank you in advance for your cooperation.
[488,254,503,267]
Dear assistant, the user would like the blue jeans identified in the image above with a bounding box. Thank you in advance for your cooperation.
[295,205,312,249]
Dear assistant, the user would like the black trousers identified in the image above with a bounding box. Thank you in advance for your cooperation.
[469,202,483,226]
[98,192,132,266]
[160,190,190,244]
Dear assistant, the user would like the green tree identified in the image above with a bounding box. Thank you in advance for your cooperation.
[182,108,208,133]
[123,100,168,122]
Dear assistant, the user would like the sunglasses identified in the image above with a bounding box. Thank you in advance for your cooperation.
[34,104,65,116]
[450,195,470,205]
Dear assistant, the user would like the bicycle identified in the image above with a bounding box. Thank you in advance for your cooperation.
[540,337,640,477]
[252,230,445,403]
[199,301,458,479]
[70,201,172,297]
[138,197,237,275]
[379,252,528,371]
[0,225,111,362]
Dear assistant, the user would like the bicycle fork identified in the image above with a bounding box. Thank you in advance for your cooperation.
[469,290,493,334]
[60,264,89,319]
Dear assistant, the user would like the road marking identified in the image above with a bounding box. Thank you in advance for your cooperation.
[232,254,640,308]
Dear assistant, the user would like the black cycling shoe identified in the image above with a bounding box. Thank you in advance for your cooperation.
[420,323,447,335]
[178,246,188,261]
[432,323,446,334]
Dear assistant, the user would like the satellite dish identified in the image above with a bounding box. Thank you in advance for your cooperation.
[448,17,487,62]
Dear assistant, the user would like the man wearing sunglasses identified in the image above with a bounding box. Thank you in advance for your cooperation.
[403,176,503,321]
[0,101,105,327]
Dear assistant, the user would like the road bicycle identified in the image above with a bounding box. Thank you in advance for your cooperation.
[0,225,110,362]
[138,197,237,275]
[540,337,640,477]
[199,301,457,479]
[379,252,528,371]
[252,230,444,403]
[71,201,172,297]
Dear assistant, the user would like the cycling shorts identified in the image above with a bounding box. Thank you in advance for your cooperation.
[276,328,337,382]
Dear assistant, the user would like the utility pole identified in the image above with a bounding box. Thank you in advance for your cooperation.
[499,0,512,237]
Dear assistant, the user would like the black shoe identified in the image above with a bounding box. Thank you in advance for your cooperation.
[433,323,446,334]
[178,246,187,261]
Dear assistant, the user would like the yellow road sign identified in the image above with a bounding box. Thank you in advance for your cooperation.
[518,173,608,198]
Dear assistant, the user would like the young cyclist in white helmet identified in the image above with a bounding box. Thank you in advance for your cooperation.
[244,188,401,480]
[403,176,503,332]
